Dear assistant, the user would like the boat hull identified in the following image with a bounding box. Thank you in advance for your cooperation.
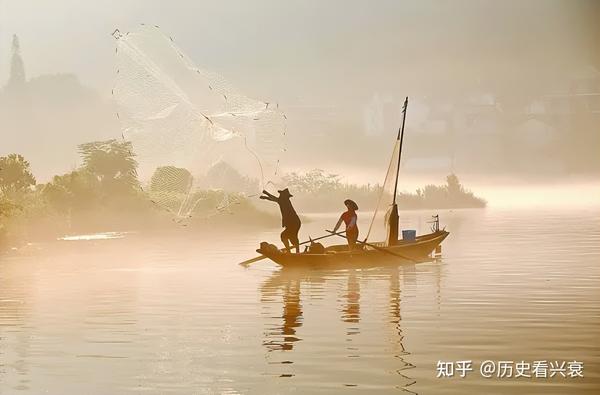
[258,230,449,267]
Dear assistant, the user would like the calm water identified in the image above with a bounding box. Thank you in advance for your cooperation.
[1,208,599,394]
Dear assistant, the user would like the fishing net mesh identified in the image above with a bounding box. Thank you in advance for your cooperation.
[365,139,400,243]
[112,25,286,220]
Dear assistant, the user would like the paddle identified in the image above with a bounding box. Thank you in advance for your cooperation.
[325,230,417,262]
[239,230,347,267]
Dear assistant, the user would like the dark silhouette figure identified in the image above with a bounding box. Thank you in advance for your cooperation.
[260,188,301,253]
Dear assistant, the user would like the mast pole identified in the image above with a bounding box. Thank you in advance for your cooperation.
[392,97,408,204]
[386,96,408,246]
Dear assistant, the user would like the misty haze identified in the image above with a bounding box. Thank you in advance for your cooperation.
[0,1,599,394]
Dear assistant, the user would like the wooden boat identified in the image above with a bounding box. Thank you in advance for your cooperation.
[256,97,449,267]
[257,229,449,267]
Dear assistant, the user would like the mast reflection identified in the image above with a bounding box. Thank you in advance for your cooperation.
[259,262,440,391]
[259,263,428,357]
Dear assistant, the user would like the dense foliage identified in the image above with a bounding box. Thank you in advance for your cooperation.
[397,174,487,209]
[0,141,270,249]
[281,169,486,212]
[0,146,485,249]
[282,169,381,211]
[0,154,36,195]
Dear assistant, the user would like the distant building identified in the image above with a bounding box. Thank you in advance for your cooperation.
[6,34,26,90]
[541,65,600,117]
[0,34,119,181]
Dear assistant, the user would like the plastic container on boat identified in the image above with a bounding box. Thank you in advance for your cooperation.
[402,230,416,241]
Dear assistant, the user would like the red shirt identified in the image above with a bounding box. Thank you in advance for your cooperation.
[341,210,357,229]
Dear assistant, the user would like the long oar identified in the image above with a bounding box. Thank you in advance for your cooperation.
[325,230,417,262]
[239,230,347,267]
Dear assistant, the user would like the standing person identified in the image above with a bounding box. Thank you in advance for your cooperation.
[260,188,301,253]
[333,199,359,250]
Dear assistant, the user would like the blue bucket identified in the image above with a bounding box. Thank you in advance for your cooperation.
[402,230,416,241]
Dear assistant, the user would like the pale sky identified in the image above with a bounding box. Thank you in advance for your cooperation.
[1,0,596,100]
[1,0,598,184]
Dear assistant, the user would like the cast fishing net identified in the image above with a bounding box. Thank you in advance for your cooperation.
[112,25,286,220]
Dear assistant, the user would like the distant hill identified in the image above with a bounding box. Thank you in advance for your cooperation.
[0,73,119,181]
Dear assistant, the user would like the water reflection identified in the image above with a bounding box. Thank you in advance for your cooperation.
[388,265,417,393]
[262,276,303,352]
[342,271,360,325]
[260,263,426,391]
[0,257,33,392]
[2,209,597,394]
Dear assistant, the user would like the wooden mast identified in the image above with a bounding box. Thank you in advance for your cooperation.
[386,96,408,246]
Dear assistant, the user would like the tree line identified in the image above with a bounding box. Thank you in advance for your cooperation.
[281,169,486,212]
[0,141,485,248]
[0,140,269,248]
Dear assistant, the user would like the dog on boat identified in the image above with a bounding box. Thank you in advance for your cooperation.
[307,240,325,254]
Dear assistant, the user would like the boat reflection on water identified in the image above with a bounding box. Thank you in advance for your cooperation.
[260,260,439,391]
[342,271,360,325]
[261,273,304,352]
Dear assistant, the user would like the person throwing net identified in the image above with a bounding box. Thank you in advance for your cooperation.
[260,188,301,253]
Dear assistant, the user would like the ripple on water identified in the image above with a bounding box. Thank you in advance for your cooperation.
[0,208,599,394]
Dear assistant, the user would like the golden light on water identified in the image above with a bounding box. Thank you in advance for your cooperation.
[0,1,599,393]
